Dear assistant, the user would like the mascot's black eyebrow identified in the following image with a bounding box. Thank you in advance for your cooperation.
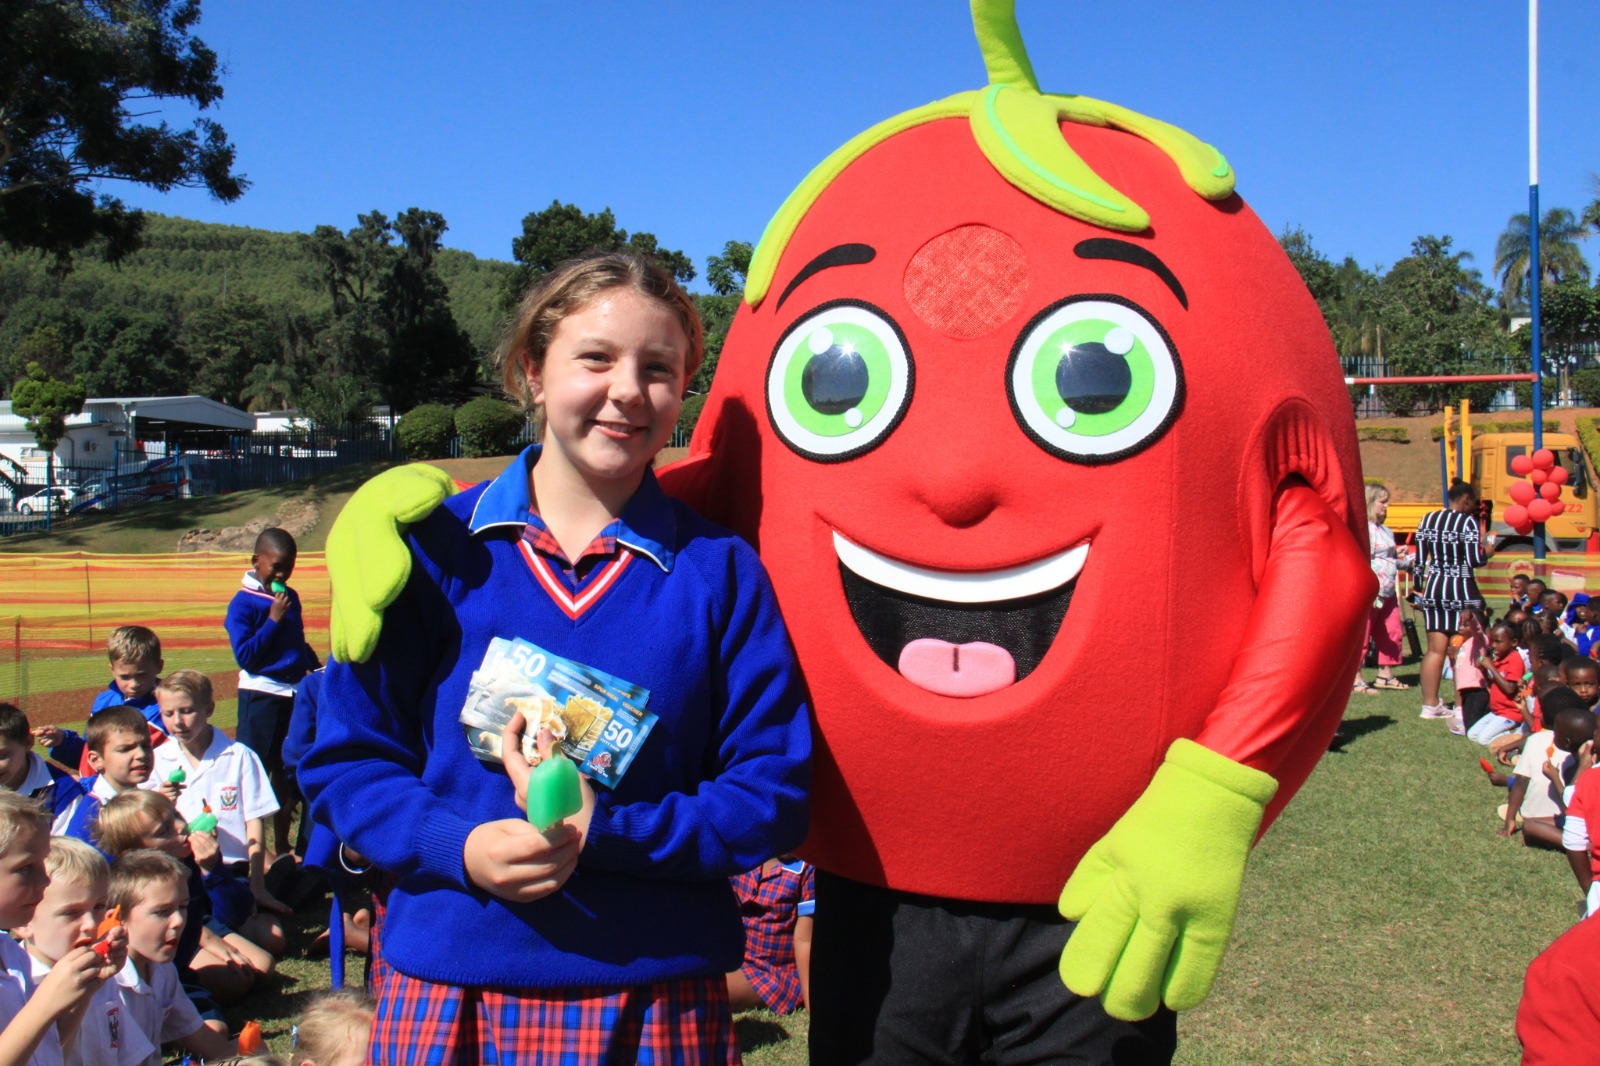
[775,243,877,311]
[1073,238,1188,310]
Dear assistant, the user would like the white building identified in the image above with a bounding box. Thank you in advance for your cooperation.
[0,395,253,493]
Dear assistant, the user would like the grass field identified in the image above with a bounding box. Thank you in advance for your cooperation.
[217,668,1574,1064]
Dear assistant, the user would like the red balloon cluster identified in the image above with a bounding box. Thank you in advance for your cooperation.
[1503,449,1569,534]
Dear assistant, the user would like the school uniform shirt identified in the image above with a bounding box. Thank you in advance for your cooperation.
[1511,731,1565,820]
[25,953,155,1066]
[146,730,278,865]
[50,687,168,775]
[16,752,87,836]
[58,775,131,853]
[112,959,201,1066]
[226,572,319,697]
[1488,649,1527,724]
[0,935,63,1066]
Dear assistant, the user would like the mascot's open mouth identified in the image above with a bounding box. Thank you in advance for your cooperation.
[834,532,1087,697]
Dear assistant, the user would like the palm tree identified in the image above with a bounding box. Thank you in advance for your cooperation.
[240,360,299,413]
[1494,207,1590,310]
[1582,174,1600,239]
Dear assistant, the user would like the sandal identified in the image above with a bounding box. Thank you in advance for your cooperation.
[1373,676,1409,690]
[1352,680,1378,695]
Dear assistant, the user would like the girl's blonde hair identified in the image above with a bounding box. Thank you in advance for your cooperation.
[290,988,374,1066]
[95,790,176,857]
[495,250,704,410]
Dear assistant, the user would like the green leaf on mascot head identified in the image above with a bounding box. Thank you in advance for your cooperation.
[744,0,1238,308]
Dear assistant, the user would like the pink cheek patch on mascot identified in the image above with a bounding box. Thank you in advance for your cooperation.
[326,1,1374,1057]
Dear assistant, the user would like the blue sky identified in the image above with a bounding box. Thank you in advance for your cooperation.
[109,1,1597,291]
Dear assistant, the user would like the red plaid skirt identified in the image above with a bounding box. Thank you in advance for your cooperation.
[367,965,741,1065]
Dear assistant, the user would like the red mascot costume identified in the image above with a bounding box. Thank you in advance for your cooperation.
[327,3,1374,1060]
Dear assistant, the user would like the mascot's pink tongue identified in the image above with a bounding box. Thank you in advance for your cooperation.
[897,638,1016,697]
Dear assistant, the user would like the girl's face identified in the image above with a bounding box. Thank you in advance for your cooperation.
[527,288,689,506]
[1489,627,1518,657]
[138,811,189,861]
[1457,612,1480,638]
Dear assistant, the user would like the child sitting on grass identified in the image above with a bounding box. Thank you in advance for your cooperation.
[1563,657,1600,711]
[58,707,179,848]
[14,836,151,1065]
[146,670,289,936]
[0,792,126,1066]
[0,704,84,836]
[288,988,373,1066]
[728,857,814,1015]
[108,849,238,1064]
[1470,623,1530,744]
[1451,610,1489,736]
[35,627,168,776]
[96,790,272,1004]
[1499,689,1595,848]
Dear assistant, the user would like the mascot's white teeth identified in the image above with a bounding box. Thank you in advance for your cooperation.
[831,532,1089,604]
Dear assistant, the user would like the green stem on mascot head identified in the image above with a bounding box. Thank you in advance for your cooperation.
[743,0,1238,308]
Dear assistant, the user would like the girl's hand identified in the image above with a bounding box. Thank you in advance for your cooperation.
[268,591,291,623]
[187,828,221,873]
[463,820,580,904]
[499,713,595,846]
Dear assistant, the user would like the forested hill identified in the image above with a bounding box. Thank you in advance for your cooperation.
[0,213,516,418]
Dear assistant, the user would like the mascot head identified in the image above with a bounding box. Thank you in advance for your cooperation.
[686,0,1362,901]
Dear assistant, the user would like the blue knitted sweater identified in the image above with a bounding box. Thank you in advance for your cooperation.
[300,449,812,989]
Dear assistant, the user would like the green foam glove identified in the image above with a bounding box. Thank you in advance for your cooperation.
[327,463,456,664]
[1057,739,1277,1021]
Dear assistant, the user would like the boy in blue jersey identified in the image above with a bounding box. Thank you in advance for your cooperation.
[0,704,85,836]
[34,626,165,775]
[224,527,320,859]
[58,707,176,849]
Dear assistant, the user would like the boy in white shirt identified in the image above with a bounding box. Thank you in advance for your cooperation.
[0,793,125,1066]
[145,671,285,926]
[13,838,150,1066]
[106,850,234,1065]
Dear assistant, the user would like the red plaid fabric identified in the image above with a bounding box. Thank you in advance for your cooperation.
[732,859,814,1014]
[365,875,396,995]
[522,515,621,591]
[367,967,741,1065]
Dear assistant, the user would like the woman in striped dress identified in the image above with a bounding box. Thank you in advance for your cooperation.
[1413,481,1498,718]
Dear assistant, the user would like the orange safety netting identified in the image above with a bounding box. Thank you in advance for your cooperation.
[1,552,329,730]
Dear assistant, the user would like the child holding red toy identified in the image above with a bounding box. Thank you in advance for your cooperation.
[301,251,811,1062]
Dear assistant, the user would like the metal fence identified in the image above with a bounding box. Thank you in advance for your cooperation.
[1342,342,1600,420]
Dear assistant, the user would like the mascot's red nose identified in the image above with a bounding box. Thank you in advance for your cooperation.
[903,224,1029,339]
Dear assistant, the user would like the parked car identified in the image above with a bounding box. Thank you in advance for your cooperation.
[16,486,77,515]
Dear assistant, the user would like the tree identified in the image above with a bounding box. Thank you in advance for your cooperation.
[181,301,282,406]
[1494,208,1589,310]
[1377,235,1512,416]
[240,358,297,413]
[502,201,695,312]
[299,208,476,411]
[11,361,86,490]
[296,373,374,432]
[0,0,247,268]
[1277,228,1382,362]
[690,239,752,396]
[1582,174,1600,239]
[70,308,188,396]
[454,396,525,458]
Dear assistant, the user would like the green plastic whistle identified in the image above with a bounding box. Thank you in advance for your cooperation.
[167,768,186,785]
[270,581,288,594]
[526,755,582,832]
[186,812,217,834]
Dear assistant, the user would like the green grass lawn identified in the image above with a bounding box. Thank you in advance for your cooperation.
[220,671,1575,1063]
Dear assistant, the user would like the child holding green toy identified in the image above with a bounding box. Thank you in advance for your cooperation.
[300,251,812,1062]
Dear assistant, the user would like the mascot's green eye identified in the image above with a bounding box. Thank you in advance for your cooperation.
[766,300,913,460]
[1006,295,1182,463]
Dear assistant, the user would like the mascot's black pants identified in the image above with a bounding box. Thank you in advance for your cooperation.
[809,872,1177,1065]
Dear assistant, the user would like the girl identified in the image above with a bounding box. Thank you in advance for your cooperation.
[290,989,373,1066]
[301,251,812,1064]
[1450,609,1488,736]
[1412,481,1497,719]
